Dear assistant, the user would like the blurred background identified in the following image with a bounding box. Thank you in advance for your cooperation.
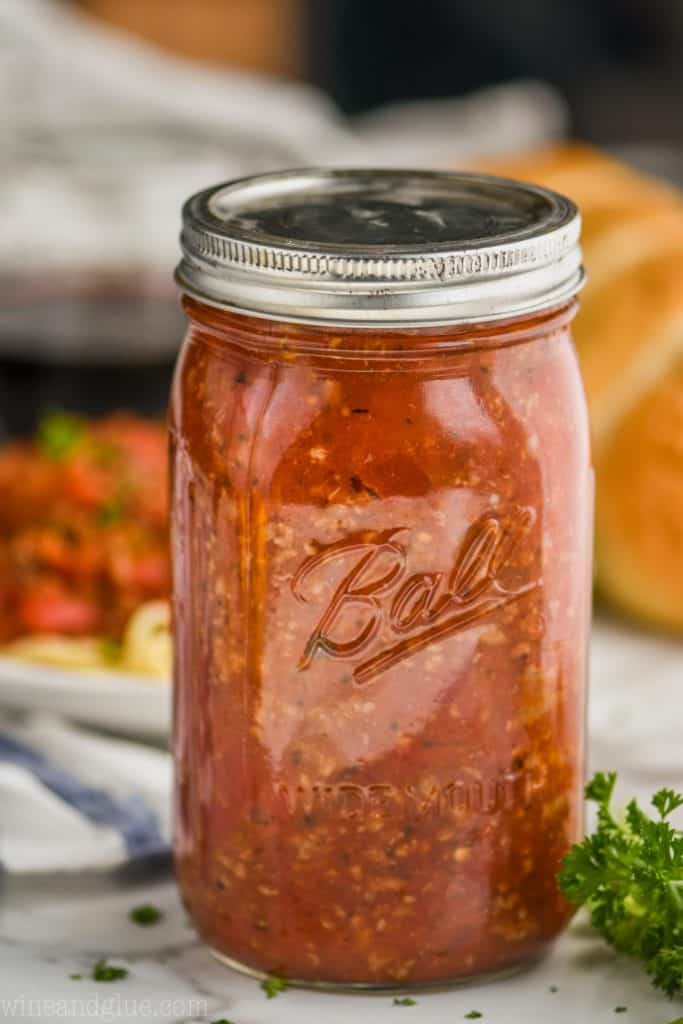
[1,0,682,883]
[2,0,683,669]
[2,0,682,434]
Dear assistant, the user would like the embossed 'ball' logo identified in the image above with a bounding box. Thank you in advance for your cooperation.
[291,508,539,686]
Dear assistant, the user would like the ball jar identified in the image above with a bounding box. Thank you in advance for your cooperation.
[171,170,592,988]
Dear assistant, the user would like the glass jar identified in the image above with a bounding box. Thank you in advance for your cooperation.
[171,170,592,989]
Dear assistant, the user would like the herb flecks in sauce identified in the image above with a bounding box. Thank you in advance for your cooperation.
[349,475,380,499]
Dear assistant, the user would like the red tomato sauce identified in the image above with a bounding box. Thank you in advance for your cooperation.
[171,297,591,986]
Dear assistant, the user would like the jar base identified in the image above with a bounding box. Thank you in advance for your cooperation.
[208,946,544,993]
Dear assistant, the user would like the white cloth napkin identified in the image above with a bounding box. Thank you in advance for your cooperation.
[0,0,568,283]
[0,713,170,874]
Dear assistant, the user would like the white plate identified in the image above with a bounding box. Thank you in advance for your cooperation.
[0,657,170,739]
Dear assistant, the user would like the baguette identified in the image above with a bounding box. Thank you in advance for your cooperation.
[471,143,683,630]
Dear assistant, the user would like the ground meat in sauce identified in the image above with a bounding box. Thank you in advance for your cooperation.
[171,298,591,986]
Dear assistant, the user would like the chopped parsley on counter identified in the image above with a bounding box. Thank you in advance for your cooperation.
[260,975,287,999]
[92,959,128,982]
[129,904,163,926]
[393,996,417,1006]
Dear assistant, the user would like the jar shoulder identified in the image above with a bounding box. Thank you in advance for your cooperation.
[171,327,590,502]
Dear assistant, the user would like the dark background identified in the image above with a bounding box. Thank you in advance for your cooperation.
[308,0,682,141]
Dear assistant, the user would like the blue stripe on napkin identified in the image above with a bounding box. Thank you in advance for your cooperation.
[0,732,167,859]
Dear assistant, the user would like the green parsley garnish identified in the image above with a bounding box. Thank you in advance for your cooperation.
[210,1019,237,1024]
[261,975,287,999]
[92,959,128,982]
[393,996,417,1006]
[465,1014,483,1020]
[97,497,124,525]
[129,904,163,926]
[559,772,683,996]
[69,974,82,980]
[36,410,84,460]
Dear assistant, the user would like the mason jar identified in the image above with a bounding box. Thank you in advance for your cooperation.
[171,169,591,989]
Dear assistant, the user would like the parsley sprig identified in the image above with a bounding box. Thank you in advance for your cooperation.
[36,410,84,460]
[559,772,683,996]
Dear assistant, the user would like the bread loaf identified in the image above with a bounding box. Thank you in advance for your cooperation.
[472,143,683,631]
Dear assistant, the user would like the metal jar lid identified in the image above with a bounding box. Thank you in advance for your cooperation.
[176,168,584,326]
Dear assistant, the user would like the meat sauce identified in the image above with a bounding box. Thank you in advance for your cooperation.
[171,296,591,986]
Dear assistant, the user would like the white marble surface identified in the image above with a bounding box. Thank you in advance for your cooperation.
[1,617,682,1023]
[0,868,679,1023]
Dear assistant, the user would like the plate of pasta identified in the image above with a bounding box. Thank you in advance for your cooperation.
[0,412,172,738]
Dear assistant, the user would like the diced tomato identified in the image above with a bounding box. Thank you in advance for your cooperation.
[97,415,167,474]
[109,548,169,593]
[128,553,170,593]
[0,413,169,640]
[63,458,116,507]
[19,586,101,635]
